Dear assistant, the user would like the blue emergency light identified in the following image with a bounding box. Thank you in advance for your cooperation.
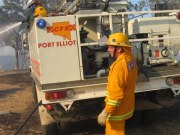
[36,19,46,29]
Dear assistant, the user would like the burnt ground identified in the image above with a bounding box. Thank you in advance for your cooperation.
[0,72,180,135]
[0,73,42,135]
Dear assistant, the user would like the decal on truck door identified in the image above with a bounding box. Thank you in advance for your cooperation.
[38,40,76,48]
[47,22,76,40]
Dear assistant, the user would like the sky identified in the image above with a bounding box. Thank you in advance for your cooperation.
[131,0,138,4]
[0,46,14,56]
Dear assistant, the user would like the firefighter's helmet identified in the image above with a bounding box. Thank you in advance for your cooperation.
[27,0,41,7]
[107,33,132,48]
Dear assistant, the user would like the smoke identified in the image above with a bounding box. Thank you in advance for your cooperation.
[0,22,22,37]
[0,46,15,56]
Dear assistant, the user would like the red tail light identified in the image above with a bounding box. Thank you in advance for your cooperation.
[166,76,180,86]
[176,12,180,20]
[59,91,66,98]
[45,92,53,100]
[46,104,52,111]
[45,91,66,100]
[53,92,59,99]
[173,77,180,84]
[155,50,160,57]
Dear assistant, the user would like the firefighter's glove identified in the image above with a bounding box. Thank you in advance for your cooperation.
[97,109,108,126]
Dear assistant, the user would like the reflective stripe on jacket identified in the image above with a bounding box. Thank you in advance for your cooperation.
[34,6,47,17]
[105,50,138,122]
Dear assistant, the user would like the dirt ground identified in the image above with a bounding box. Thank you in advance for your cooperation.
[0,73,42,135]
[0,72,180,135]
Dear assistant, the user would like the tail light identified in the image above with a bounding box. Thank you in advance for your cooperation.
[45,104,53,111]
[53,92,60,99]
[166,77,180,86]
[173,77,180,84]
[176,12,180,20]
[45,89,75,100]
[155,50,160,57]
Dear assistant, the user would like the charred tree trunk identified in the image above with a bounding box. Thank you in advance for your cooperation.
[15,50,19,70]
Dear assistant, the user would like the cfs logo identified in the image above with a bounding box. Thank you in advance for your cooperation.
[47,22,76,40]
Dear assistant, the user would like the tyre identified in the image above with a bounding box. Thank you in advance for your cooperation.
[42,123,59,135]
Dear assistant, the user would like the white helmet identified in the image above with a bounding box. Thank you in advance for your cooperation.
[27,0,41,7]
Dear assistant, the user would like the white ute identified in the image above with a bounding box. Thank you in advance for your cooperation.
[21,1,180,134]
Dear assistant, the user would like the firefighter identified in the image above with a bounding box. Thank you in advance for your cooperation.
[22,0,47,26]
[27,0,47,18]
[97,33,138,135]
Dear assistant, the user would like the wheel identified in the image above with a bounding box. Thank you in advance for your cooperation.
[59,122,72,135]
[32,81,38,104]
[155,89,178,107]
[42,123,59,135]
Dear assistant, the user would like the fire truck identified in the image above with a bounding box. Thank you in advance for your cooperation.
[21,0,180,134]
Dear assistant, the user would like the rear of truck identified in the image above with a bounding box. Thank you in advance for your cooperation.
[26,1,131,134]
[28,14,109,134]
[26,4,180,135]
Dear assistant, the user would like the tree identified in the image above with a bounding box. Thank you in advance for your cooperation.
[127,0,180,18]
[0,0,27,70]
[127,1,138,11]
[43,0,63,12]
[136,0,180,11]
[0,0,65,70]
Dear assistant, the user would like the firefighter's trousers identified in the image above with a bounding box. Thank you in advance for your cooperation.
[106,120,125,135]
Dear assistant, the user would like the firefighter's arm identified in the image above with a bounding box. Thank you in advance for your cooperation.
[105,62,126,114]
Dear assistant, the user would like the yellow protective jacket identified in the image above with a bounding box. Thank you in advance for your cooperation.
[105,49,138,122]
[34,5,47,17]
